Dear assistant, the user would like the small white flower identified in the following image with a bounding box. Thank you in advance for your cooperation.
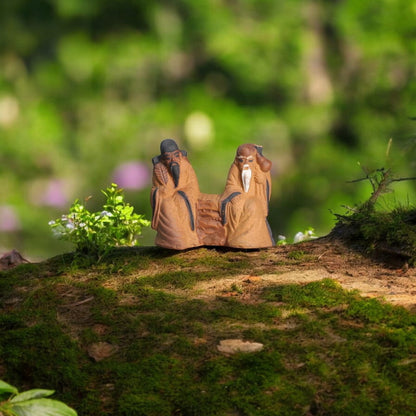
[293,229,317,243]
[100,210,113,217]
[66,222,75,230]
[79,222,86,228]
[293,232,305,244]
[48,220,56,226]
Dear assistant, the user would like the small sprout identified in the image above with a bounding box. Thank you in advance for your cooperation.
[277,235,287,245]
[231,283,243,294]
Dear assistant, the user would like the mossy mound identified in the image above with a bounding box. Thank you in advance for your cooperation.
[330,206,416,265]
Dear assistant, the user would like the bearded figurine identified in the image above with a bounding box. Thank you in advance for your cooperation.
[151,139,201,250]
[220,144,274,248]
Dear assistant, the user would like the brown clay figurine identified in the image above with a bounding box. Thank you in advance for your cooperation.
[220,144,274,248]
[151,140,274,249]
[151,139,201,250]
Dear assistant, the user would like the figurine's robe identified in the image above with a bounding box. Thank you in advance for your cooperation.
[221,163,274,248]
[151,158,201,250]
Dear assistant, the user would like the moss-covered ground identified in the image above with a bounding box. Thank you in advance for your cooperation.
[1,241,416,415]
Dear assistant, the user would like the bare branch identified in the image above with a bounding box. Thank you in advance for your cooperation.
[391,177,416,182]
[347,177,370,184]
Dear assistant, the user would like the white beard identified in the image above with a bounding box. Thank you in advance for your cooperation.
[241,166,252,193]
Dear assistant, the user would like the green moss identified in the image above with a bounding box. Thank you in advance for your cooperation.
[3,246,416,415]
[118,393,172,416]
[136,270,216,289]
[333,206,416,264]
[0,323,85,404]
[214,297,280,323]
[263,278,354,308]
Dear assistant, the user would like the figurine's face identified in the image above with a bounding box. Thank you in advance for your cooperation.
[161,150,182,169]
[236,153,255,171]
[235,147,256,193]
[161,150,182,187]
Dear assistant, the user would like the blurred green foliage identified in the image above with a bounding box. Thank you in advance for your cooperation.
[1,0,416,258]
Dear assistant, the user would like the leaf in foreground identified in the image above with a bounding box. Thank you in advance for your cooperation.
[2,398,77,416]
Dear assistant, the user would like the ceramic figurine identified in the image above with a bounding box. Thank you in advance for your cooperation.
[151,140,274,249]
[151,139,201,250]
[220,144,274,248]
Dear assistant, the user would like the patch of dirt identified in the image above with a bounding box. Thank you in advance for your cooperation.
[188,237,416,310]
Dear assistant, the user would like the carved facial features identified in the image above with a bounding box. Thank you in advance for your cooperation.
[162,150,182,187]
[235,146,256,193]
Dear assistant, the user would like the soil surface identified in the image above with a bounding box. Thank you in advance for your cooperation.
[178,236,416,310]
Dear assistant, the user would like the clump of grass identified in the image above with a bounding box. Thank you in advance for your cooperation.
[287,250,314,262]
[287,250,306,260]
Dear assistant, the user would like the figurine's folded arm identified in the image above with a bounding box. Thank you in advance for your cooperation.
[177,190,195,231]
[220,192,241,225]
[254,170,271,215]
[150,187,161,229]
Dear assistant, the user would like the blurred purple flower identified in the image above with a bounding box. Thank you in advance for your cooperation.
[0,205,21,232]
[112,161,150,190]
[41,179,68,207]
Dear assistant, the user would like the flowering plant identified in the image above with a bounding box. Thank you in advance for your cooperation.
[49,184,150,258]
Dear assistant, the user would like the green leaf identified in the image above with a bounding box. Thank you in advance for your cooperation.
[11,389,55,403]
[10,398,77,416]
[0,380,18,396]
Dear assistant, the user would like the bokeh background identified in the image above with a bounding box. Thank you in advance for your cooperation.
[1,0,416,259]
